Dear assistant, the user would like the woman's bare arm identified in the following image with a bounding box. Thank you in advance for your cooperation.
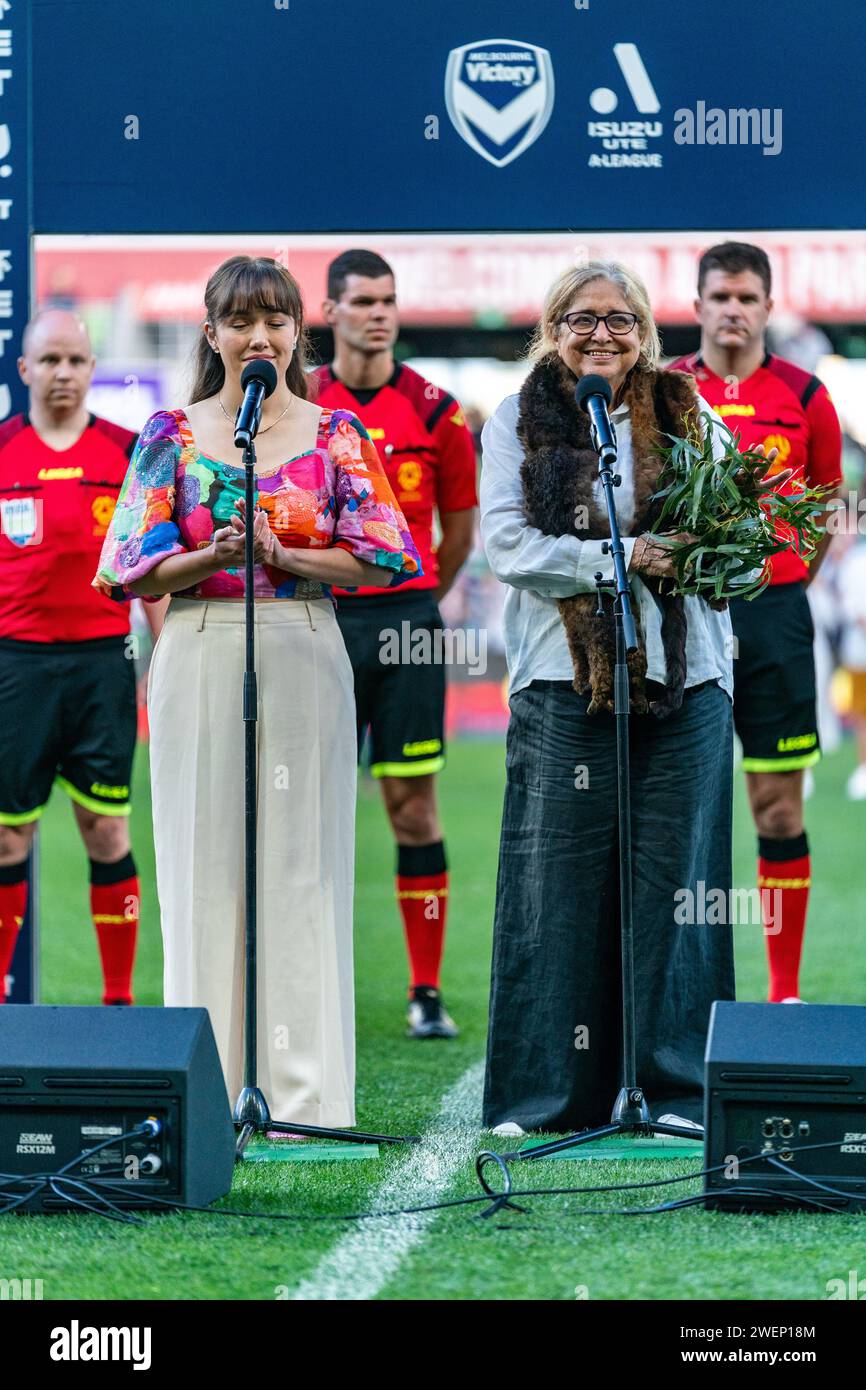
[127,535,387,596]
[276,544,388,589]
[231,498,398,589]
[125,547,223,597]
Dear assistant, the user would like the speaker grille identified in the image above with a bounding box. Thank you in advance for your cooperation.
[719,1071,853,1086]
[41,1076,174,1089]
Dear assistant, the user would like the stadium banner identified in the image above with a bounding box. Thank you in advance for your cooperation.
[4,0,36,1001]
[36,232,866,326]
[32,0,866,234]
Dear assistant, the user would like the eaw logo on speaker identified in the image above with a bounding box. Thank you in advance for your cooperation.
[445,38,554,168]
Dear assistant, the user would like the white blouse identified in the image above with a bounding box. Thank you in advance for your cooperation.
[479,391,736,699]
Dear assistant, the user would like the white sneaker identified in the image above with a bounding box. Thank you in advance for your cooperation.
[491,1121,526,1137]
[846,763,866,800]
[780,996,807,1004]
[656,1113,703,1133]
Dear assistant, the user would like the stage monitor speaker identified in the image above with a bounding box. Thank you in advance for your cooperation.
[0,1006,235,1212]
[704,1000,866,1211]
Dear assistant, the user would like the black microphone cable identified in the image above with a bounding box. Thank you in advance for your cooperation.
[0,1130,860,1227]
[4,1132,855,1228]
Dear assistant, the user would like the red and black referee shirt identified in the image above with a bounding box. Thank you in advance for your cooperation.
[311,362,478,598]
[0,412,138,641]
[668,351,842,585]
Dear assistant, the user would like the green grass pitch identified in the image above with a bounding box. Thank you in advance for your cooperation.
[1,735,863,1301]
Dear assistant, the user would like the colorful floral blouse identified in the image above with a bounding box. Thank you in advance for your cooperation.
[92,406,422,602]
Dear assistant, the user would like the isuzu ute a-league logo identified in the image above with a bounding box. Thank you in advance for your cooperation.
[445,38,554,168]
[587,42,663,170]
[586,42,782,167]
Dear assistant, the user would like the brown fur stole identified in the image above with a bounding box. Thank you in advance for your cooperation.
[517,354,699,717]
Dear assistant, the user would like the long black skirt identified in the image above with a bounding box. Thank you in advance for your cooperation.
[483,678,735,1132]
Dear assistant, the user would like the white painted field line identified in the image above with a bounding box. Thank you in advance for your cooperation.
[291,1060,485,1302]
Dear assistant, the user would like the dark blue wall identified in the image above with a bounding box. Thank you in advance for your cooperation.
[32,0,866,233]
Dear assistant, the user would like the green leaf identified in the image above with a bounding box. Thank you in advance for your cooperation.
[649,415,825,604]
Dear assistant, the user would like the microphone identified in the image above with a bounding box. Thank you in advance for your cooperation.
[234,358,278,451]
[574,374,617,465]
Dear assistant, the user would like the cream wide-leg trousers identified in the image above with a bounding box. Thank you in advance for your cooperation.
[147,597,357,1126]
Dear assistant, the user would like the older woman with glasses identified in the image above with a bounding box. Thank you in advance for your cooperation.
[479,258,781,1138]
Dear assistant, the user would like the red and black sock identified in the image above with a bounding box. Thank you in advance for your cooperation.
[396,841,449,993]
[90,852,139,1006]
[758,832,810,1003]
[0,861,28,1003]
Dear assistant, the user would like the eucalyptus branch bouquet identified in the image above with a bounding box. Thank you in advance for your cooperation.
[650,411,830,602]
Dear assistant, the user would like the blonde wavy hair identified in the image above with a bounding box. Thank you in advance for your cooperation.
[526,259,661,371]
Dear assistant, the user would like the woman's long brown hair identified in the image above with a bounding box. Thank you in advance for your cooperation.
[189,255,311,404]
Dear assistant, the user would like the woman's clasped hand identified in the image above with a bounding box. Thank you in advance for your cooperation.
[210,496,278,567]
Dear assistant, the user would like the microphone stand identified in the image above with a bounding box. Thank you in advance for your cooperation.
[486,411,703,1168]
[230,430,417,1157]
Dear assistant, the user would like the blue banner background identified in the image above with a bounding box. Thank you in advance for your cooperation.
[32,0,866,233]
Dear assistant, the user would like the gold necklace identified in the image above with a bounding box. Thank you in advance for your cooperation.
[218,393,293,434]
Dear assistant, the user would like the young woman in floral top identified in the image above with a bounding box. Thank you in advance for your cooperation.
[94,255,421,1127]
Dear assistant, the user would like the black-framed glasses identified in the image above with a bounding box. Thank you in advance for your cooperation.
[558,311,639,336]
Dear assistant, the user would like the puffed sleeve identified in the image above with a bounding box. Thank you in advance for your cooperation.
[92,411,189,602]
[327,409,422,586]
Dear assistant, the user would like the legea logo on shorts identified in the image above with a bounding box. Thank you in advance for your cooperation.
[445,37,554,168]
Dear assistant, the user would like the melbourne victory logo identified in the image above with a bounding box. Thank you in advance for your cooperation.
[445,38,554,168]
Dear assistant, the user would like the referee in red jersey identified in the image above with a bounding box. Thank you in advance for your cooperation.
[670,243,843,1004]
[313,250,478,1038]
[0,310,166,1004]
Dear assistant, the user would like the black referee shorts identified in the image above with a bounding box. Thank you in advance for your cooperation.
[0,636,137,823]
[335,591,446,779]
[728,581,820,773]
